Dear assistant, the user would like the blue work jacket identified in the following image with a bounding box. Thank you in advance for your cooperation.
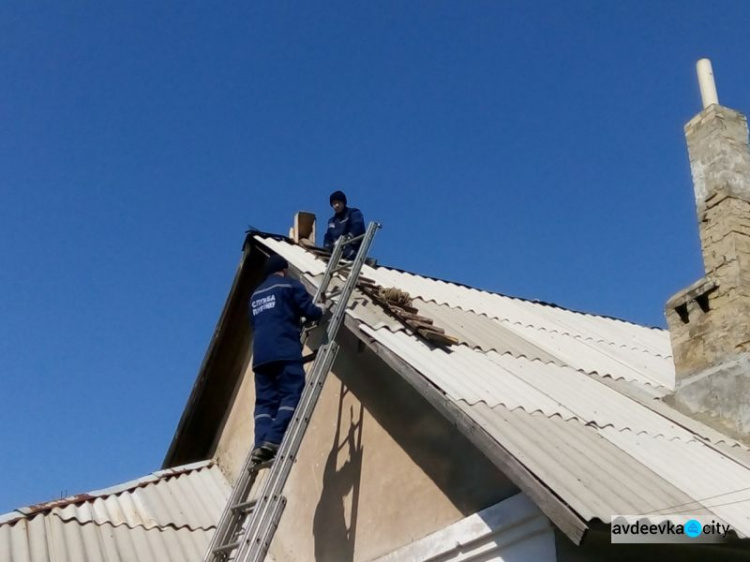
[250,274,323,368]
[323,207,365,258]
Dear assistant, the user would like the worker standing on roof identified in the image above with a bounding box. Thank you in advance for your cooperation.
[249,254,324,463]
[323,190,365,260]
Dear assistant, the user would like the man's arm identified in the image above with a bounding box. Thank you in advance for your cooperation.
[323,221,334,250]
[292,281,323,321]
[348,208,365,238]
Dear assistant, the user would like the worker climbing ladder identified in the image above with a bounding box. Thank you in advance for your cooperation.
[203,221,381,562]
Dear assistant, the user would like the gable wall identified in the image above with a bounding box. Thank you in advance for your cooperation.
[212,327,517,561]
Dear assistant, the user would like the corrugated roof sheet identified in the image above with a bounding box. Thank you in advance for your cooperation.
[465,404,712,522]
[258,236,674,393]
[256,236,750,538]
[0,518,212,562]
[0,461,230,562]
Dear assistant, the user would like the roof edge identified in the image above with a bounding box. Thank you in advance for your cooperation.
[162,237,270,468]
[0,460,215,526]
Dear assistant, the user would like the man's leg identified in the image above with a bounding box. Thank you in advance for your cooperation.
[253,363,280,450]
[264,361,305,446]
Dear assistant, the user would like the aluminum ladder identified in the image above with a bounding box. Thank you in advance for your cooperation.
[203,221,381,562]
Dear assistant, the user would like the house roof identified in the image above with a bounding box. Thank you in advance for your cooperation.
[256,234,750,541]
[260,236,674,394]
[0,461,230,562]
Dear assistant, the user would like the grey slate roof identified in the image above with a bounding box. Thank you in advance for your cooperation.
[0,461,230,562]
[257,235,750,539]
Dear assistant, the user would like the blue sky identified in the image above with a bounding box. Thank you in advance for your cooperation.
[1,1,749,513]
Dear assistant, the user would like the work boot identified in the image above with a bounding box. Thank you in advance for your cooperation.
[250,446,266,464]
[251,442,279,464]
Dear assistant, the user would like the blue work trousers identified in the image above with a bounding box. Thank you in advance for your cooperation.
[253,360,306,449]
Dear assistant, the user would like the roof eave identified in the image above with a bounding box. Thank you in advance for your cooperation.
[162,235,270,468]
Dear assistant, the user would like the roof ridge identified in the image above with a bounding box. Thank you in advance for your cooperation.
[253,234,665,331]
[373,263,666,331]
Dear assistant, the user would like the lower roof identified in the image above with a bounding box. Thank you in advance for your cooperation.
[0,461,229,562]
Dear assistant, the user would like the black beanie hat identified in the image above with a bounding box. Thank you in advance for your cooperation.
[264,255,289,277]
[329,190,347,206]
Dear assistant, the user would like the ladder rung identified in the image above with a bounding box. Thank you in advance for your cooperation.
[213,540,240,554]
[331,264,351,274]
[231,499,257,513]
[249,459,273,472]
[341,233,365,246]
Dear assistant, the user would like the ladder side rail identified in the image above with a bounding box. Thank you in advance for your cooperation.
[234,237,351,557]
[203,449,263,561]
[312,223,373,306]
[248,495,287,562]
[233,363,319,560]
[236,343,339,561]
[301,232,346,348]
[242,222,378,561]
[214,221,380,562]
[236,345,336,556]
[244,347,338,562]
[214,458,262,560]
[237,347,332,547]
[312,233,346,305]
[204,237,344,562]
[325,222,380,341]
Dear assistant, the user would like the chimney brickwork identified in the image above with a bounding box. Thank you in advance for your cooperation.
[665,92,750,441]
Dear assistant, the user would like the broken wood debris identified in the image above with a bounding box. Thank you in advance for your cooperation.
[417,328,460,346]
[299,243,458,346]
[378,287,412,308]
[357,283,459,347]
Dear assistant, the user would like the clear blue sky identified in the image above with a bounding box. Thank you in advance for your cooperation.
[1,1,748,513]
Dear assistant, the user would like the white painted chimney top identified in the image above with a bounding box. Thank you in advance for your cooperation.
[696,58,719,109]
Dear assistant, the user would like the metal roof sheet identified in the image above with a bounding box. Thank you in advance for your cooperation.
[254,236,750,538]
[0,461,229,562]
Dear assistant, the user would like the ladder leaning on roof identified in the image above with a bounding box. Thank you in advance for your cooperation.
[203,221,381,562]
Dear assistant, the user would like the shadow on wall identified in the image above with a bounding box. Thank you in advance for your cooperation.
[333,331,517,516]
[313,382,364,562]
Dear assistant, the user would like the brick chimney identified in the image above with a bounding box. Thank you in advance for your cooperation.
[665,59,750,442]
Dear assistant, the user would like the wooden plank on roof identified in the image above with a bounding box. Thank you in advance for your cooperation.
[406,320,444,333]
[416,329,458,346]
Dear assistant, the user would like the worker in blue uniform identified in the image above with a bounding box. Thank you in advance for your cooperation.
[323,190,365,260]
[249,254,324,463]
